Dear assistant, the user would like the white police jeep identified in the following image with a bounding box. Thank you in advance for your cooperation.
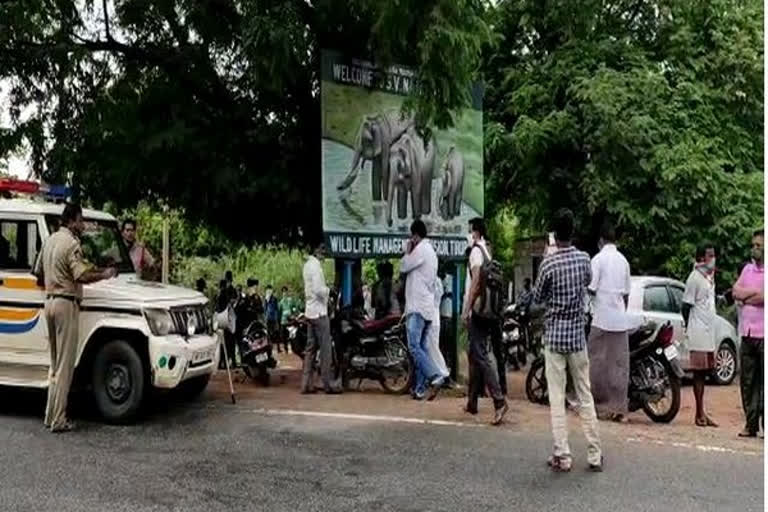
[0,185,218,423]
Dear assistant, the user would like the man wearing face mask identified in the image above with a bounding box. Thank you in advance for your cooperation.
[732,229,764,438]
[682,243,719,428]
[400,220,444,400]
[462,218,508,425]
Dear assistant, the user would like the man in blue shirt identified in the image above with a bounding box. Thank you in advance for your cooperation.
[264,284,281,351]
[533,208,602,473]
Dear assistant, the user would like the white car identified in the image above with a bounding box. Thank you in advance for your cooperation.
[628,276,739,385]
[0,195,219,422]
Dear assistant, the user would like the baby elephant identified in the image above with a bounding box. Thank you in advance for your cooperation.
[439,147,465,221]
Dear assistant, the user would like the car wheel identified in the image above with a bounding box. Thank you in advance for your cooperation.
[713,341,737,385]
[92,340,146,424]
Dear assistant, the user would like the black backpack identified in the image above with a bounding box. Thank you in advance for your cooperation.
[471,244,506,320]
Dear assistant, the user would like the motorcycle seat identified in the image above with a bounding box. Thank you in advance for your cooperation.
[361,315,401,334]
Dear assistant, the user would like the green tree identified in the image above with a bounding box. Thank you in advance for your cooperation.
[0,0,493,244]
[485,0,763,286]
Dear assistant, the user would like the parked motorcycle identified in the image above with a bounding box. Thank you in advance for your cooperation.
[334,306,413,394]
[525,320,683,423]
[286,314,308,359]
[238,320,277,386]
[501,302,538,370]
[286,313,343,382]
[287,295,412,393]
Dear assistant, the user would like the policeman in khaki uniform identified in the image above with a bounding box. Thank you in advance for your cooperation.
[33,203,117,433]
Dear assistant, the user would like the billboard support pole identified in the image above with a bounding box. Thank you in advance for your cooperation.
[342,260,354,306]
[451,261,463,380]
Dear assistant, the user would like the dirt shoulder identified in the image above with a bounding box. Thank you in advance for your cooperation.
[207,353,763,454]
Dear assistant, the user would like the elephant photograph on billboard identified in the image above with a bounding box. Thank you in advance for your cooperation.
[321,50,483,258]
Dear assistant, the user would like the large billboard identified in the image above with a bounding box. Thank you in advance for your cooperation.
[321,50,483,259]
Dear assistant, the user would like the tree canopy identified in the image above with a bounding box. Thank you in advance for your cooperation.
[485,0,763,284]
[0,0,763,284]
[0,0,492,244]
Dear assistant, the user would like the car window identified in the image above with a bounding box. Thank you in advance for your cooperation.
[668,286,684,314]
[0,219,41,271]
[643,285,675,313]
[45,215,134,273]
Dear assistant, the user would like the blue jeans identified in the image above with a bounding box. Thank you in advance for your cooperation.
[406,313,442,394]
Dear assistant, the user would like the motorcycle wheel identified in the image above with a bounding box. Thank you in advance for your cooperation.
[640,359,681,424]
[380,362,413,395]
[517,343,528,368]
[505,343,520,371]
[525,356,549,405]
[257,366,271,387]
[379,339,414,395]
[245,364,271,387]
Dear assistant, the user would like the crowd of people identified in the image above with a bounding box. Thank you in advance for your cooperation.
[202,272,303,369]
[33,203,763,453]
[296,208,763,474]
[123,208,764,470]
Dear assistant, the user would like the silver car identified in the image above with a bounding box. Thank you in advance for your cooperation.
[628,276,739,385]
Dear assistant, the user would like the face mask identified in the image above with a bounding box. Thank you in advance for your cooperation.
[752,248,763,263]
[703,258,716,271]
[466,233,475,248]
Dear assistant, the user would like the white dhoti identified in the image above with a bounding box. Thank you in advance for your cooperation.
[427,316,449,378]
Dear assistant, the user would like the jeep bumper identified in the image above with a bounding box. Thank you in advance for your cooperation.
[148,332,220,389]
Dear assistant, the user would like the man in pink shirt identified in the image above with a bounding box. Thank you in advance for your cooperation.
[732,229,764,438]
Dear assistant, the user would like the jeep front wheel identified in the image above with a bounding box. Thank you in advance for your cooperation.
[92,340,146,424]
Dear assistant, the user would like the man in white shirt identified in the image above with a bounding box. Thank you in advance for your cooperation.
[683,243,718,427]
[587,222,632,421]
[301,242,341,394]
[400,220,444,400]
[462,218,508,425]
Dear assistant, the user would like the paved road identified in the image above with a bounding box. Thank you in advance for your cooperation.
[0,389,763,512]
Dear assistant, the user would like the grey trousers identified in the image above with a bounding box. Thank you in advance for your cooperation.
[467,315,505,410]
[44,298,79,430]
[301,316,333,391]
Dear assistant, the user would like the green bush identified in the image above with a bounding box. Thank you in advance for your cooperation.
[104,200,236,261]
[172,247,336,301]
[104,201,339,298]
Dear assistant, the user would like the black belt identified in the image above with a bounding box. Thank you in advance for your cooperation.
[47,295,82,305]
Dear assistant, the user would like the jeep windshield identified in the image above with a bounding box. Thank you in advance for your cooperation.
[45,215,135,274]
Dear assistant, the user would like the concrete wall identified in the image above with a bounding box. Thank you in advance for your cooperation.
[511,236,548,299]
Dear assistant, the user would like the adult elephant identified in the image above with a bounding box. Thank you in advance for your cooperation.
[337,112,414,202]
[386,129,436,227]
[438,146,465,221]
